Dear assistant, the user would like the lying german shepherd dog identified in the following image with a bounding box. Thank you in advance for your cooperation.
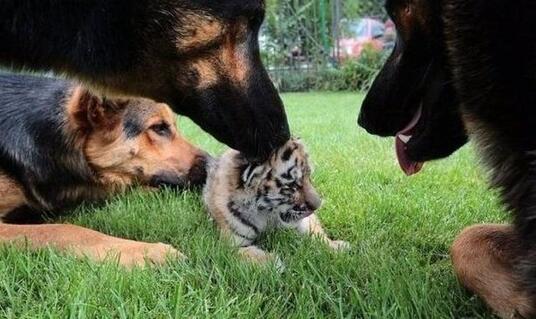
[359,0,536,317]
[0,1,290,267]
[0,73,209,266]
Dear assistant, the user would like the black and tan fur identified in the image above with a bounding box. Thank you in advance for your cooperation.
[0,73,209,267]
[0,0,290,161]
[203,138,348,266]
[359,0,536,317]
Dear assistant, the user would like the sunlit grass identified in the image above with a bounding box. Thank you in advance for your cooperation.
[0,92,503,318]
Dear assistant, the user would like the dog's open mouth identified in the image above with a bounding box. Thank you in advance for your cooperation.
[395,106,424,176]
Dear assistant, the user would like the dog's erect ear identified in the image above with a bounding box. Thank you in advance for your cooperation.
[84,94,128,129]
[68,87,129,134]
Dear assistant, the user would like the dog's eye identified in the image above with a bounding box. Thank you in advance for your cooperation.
[150,122,171,137]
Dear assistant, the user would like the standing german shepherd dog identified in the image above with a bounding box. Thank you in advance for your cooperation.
[359,0,536,317]
[0,0,290,160]
[0,1,290,266]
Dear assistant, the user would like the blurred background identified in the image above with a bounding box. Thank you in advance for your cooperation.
[262,0,391,93]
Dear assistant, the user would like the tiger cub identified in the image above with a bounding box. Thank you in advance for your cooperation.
[203,138,349,265]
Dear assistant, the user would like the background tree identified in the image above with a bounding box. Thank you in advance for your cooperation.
[262,0,387,92]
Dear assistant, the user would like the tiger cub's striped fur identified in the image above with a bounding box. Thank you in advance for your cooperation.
[203,138,349,265]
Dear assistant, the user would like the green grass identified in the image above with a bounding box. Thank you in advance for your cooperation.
[0,92,506,318]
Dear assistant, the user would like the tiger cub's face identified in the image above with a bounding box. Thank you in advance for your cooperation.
[242,138,322,225]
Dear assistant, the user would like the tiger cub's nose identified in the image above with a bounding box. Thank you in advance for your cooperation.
[304,185,322,211]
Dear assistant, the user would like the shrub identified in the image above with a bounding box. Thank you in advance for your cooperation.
[270,46,384,93]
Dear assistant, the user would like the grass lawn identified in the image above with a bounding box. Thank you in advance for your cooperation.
[0,92,506,318]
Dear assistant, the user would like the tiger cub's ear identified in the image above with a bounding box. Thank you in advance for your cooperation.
[242,163,271,188]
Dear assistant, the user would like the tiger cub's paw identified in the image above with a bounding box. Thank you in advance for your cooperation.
[328,240,351,252]
[238,246,285,272]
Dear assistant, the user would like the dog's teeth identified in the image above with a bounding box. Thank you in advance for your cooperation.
[398,134,412,144]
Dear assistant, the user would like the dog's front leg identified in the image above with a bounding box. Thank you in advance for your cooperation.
[0,223,184,267]
[451,224,535,318]
[295,215,350,251]
[0,173,26,218]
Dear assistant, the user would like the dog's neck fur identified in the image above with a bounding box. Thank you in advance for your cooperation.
[0,0,143,86]
[0,75,100,210]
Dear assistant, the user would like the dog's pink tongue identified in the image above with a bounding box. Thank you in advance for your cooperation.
[395,107,424,176]
[396,137,423,176]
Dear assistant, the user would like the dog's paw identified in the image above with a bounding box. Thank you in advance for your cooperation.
[328,240,351,252]
[141,242,187,265]
[103,242,186,268]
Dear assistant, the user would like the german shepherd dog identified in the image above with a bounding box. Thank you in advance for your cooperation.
[0,73,210,267]
[359,0,536,317]
[0,0,290,161]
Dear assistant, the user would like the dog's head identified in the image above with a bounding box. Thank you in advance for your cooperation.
[110,0,290,161]
[358,0,468,175]
[69,88,210,190]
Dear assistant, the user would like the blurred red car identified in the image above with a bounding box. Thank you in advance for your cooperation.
[337,18,385,60]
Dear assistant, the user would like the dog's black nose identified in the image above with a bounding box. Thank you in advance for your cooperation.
[149,173,185,189]
[186,152,212,188]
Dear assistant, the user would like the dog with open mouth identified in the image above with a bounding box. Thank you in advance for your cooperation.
[359,0,536,317]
